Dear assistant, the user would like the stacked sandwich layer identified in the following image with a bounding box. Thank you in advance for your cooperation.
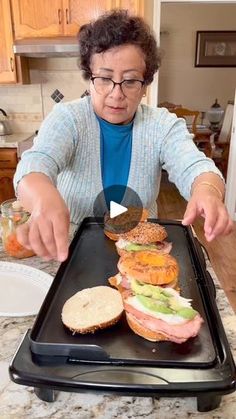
[108,219,203,343]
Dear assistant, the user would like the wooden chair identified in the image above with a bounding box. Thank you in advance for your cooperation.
[158,102,182,111]
[210,102,234,179]
[169,107,199,136]
[169,107,216,157]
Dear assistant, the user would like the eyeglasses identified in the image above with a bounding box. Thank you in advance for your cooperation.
[90,76,145,97]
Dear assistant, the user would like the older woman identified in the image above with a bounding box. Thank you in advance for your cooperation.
[14,10,233,261]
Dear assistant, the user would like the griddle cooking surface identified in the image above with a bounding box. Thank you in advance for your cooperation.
[30,219,217,367]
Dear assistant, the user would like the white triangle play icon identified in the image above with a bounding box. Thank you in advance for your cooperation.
[110,201,128,219]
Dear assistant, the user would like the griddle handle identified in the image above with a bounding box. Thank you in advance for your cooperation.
[68,344,110,362]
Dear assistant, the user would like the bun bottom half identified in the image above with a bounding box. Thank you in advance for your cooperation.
[126,312,172,343]
[108,273,179,293]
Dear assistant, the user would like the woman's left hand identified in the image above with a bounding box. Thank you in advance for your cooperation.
[182,188,234,241]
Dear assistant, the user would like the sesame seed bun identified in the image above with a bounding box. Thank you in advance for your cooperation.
[61,286,123,334]
[104,207,149,241]
[119,222,167,244]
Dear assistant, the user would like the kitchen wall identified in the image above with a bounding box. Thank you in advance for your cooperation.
[0,57,88,133]
[158,3,236,116]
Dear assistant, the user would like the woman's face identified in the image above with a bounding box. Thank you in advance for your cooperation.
[89,44,147,125]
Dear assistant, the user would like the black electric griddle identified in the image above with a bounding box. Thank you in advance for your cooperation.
[9,218,236,412]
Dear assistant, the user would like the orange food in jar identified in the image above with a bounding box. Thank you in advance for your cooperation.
[4,232,35,259]
[0,198,35,259]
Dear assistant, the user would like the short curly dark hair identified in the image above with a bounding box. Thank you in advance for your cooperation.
[77,9,161,85]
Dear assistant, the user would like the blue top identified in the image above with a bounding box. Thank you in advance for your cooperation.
[96,115,133,206]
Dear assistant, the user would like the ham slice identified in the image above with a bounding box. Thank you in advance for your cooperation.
[121,276,131,289]
[155,241,172,254]
[124,300,203,343]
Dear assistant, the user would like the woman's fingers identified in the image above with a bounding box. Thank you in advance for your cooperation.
[27,220,52,259]
[16,215,69,261]
[53,215,70,261]
[182,200,198,225]
[182,193,234,241]
[35,217,58,259]
[204,206,233,241]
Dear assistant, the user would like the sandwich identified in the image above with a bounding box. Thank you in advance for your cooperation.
[104,207,148,241]
[109,251,203,343]
[123,285,204,343]
[115,221,172,257]
[61,286,123,334]
[109,250,180,294]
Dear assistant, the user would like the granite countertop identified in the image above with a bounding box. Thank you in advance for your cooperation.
[0,228,235,419]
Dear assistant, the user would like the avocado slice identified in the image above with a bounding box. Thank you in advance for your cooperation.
[133,281,198,320]
[137,295,174,314]
[177,307,198,320]
[131,279,169,301]
[125,243,158,252]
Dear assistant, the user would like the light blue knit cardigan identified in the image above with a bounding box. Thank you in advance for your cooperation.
[14,96,223,224]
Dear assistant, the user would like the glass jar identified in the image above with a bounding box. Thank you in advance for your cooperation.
[0,198,35,258]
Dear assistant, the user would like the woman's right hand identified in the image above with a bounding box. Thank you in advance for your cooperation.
[16,173,70,261]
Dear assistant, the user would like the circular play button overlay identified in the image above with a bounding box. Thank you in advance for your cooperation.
[93,185,144,234]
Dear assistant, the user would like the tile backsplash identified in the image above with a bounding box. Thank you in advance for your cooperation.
[0,57,89,133]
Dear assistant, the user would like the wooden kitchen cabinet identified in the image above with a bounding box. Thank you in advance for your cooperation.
[0,0,17,83]
[0,149,18,203]
[113,0,144,16]
[63,0,113,36]
[11,0,112,38]
[11,0,144,39]
[64,0,144,36]
[0,0,29,84]
[11,0,64,39]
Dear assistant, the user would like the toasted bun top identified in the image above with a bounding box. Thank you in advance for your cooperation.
[61,286,123,333]
[119,222,167,244]
[118,251,179,285]
[104,229,120,241]
[104,207,148,234]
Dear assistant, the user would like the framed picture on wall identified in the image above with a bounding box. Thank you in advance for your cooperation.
[195,31,236,67]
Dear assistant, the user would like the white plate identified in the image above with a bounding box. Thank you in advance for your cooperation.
[0,261,53,317]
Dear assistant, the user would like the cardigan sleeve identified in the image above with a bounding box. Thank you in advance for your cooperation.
[13,102,78,191]
[158,110,224,200]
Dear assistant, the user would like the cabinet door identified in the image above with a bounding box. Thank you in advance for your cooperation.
[0,0,17,83]
[63,0,113,36]
[113,0,144,16]
[0,149,18,168]
[11,0,64,39]
[0,169,16,203]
